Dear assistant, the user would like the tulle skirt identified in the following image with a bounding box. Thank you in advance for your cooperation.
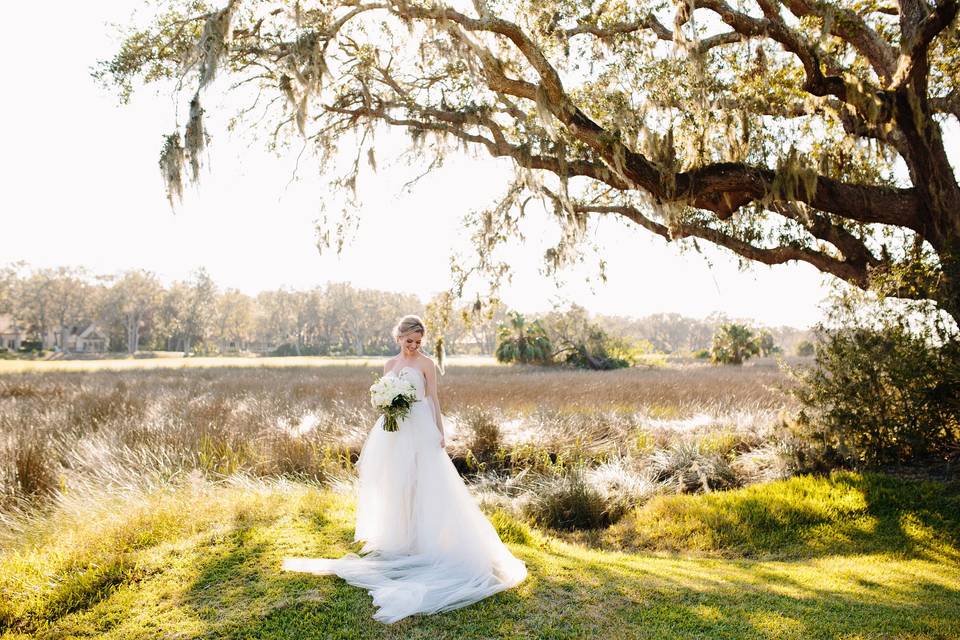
[281,398,528,623]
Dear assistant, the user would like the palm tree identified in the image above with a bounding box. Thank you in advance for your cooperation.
[494,311,552,365]
[710,324,760,365]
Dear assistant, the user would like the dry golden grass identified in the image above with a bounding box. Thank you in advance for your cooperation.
[0,356,793,411]
[0,354,498,374]
[0,358,797,534]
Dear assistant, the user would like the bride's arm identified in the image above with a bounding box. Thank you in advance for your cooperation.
[423,360,445,446]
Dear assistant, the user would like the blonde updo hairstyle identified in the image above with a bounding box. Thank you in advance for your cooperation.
[392,315,426,345]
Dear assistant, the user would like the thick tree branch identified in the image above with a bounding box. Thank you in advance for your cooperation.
[564,14,746,54]
[698,0,851,103]
[930,92,960,120]
[891,0,959,89]
[575,202,872,285]
[771,202,880,271]
[779,0,898,83]
[321,102,631,189]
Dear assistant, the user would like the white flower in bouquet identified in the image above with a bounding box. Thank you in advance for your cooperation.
[369,374,418,431]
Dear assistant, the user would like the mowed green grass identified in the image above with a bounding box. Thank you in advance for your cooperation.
[2,471,958,640]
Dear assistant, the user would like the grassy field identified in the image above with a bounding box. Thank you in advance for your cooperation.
[1,360,956,638]
[0,471,957,639]
[0,354,504,374]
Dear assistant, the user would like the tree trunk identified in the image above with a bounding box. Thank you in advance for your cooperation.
[133,317,140,354]
[126,312,136,354]
[940,253,960,327]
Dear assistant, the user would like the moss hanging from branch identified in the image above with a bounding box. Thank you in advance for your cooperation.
[99,0,960,321]
[184,91,208,181]
[770,146,819,203]
[158,131,185,209]
[197,1,238,88]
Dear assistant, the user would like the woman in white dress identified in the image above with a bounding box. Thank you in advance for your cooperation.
[282,315,528,623]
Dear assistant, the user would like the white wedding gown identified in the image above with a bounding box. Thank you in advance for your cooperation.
[281,365,528,623]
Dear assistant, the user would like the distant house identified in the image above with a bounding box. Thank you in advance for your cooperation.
[0,314,24,351]
[70,324,109,353]
[58,323,109,353]
[40,323,110,354]
[0,316,108,354]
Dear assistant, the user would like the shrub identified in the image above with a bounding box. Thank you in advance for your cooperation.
[13,435,60,497]
[790,323,960,469]
[554,324,631,370]
[585,458,661,522]
[605,336,659,367]
[18,340,43,353]
[756,330,780,356]
[731,441,801,484]
[494,311,553,365]
[789,290,960,471]
[795,340,815,357]
[269,343,322,357]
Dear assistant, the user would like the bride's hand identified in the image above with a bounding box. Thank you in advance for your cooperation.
[439,434,446,448]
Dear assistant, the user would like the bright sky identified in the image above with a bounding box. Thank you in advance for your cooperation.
[6,2,932,330]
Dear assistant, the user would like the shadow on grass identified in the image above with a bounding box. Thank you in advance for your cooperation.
[168,473,960,640]
[183,528,960,640]
[587,471,960,562]
[506,540,960,640]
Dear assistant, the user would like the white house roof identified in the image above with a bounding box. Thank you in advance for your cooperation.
[78,324,107,340]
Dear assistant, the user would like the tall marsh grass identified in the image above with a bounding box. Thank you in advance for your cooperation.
[0,362,798,537]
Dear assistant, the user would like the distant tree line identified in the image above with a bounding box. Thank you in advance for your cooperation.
[0,262,506,356]
[593,312,812,356]
[0,262,810,357]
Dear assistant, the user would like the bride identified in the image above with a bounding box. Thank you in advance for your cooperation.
[282,315,528,623]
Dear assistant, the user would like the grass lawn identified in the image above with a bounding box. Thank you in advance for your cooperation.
[2,471,958,640]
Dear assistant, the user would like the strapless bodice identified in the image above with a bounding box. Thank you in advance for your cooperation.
[387,365,426,401]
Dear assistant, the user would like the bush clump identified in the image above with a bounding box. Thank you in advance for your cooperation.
[789,295,960,470]
[647,439,740,493]
[461,407,503,467]
[520,464,610,530]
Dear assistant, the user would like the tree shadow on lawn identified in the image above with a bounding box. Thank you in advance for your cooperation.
[182,530,960,640]
[502,542,960,640]
[590,471,960,563]
[176,486,960,640]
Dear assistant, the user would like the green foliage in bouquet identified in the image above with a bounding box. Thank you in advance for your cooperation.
[382,392,415,432]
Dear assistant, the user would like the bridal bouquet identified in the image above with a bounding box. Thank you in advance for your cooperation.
[369,374,418,432]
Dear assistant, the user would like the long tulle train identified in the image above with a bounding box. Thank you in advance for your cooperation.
[282,367,527,623]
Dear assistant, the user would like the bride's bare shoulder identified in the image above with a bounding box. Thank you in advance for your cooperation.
[383,355,398,373]
[416,353,437,374]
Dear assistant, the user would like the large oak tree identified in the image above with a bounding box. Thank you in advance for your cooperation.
[96,0,960,322]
